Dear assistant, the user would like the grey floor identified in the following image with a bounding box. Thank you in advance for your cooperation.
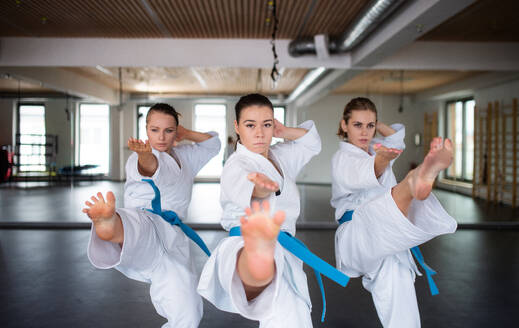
[1,181,518,327]
[1,229,518,327]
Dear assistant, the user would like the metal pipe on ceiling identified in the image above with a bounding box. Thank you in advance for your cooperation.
[288,0,407,57]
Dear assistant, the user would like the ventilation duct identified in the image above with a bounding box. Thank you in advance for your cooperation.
[288,0,407,57]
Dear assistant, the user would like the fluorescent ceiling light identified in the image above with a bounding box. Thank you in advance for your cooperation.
[286,67,326,103]
[95,65,114,76]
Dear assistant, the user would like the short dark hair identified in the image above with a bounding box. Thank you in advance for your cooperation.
[337,97,378,139]
[146,103,180,126]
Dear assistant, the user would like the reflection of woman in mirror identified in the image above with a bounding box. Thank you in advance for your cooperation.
[331,97,457,327]
[84,103,220,327]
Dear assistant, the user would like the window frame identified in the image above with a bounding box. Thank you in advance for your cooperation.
[16,102,47,173]
[193,103,227,178]
[77,102,111,176]
[443,97,474,182]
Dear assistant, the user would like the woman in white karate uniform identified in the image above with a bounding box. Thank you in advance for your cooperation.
[331,97,457,327]
[85,103,220,328]
[197,93,326,327]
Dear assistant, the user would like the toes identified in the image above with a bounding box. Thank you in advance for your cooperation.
[240,216,248,225]
[106,191,115,205]
[90,196,98,203]
[272,210,285,226]
[262,200,270,213]
[97,192,105,203]
[251,201,261,213]
[85,201,94,207]
[444,138,453,151]
[244,207,252,216]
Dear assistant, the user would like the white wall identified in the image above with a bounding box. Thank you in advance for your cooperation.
[294,94,423,184]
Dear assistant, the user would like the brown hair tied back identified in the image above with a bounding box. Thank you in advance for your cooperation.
[337,97,378,139]
[146,103,181,126]
[234,93,273,147]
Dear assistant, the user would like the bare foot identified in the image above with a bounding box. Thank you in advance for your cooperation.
[238,201,285,286]
[82,191,123,243]
[409,137,453,200]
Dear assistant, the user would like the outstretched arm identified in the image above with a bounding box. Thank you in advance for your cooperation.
[247,172,279,199]
[128,138,158,177]
[374,143,402,178]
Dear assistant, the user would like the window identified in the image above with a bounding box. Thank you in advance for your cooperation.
[18,104,46,172]
[445,98,475,181]
[272,106,286,144]
[194,104,226,177]
[137,105,151,141]
[79,104,110,175]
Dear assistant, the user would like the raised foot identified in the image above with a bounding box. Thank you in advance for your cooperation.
[409,137,453,200]
[240,200,285,284]
[82,191,119,241]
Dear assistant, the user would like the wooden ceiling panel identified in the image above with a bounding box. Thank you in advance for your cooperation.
[333,70,484,95]
[300,0,369,37]
[61,66,308,95]
[420,0,519,42]
[148,0,370,39]
[0,0,163,37]
[0,0,370,39]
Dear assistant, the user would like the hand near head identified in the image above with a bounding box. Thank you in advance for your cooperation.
[128,138,152,154]
[373,143,402,161]
[175,125,187,142]
[273,119,286,139]
[247,172,279,198]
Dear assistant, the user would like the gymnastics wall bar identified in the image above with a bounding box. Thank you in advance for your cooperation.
[473,98,518,208]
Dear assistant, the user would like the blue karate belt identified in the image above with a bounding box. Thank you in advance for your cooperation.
[142,179,211,257]
[339,210,439,296]
[229,226,350,323]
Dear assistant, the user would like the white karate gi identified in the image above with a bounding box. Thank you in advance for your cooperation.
[197,121,321,328]
[88,133,220,328]
[331,124,457,328]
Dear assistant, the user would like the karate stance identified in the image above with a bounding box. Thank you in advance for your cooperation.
[85,103,220,328]
[331,97,457,327]
[198,93,332,327]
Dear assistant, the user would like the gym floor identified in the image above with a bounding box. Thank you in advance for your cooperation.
[1,182,518,327]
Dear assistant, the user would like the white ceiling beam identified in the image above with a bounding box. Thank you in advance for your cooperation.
[0,37,351,68]
[374,41,519,71]
[0,67,119,104]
